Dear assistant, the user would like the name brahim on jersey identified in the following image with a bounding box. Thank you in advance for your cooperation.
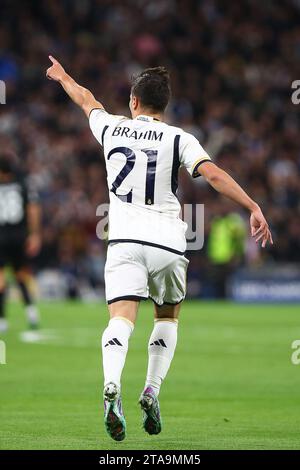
[112,126,163,142]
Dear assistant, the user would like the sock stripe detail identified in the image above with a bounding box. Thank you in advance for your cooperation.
[110,316,135,330]
[154,318,178,324]
[104,337,123,347]
[113,338,122,346]
[150,339,167,348]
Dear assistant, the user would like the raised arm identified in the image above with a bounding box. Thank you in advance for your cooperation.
[46,55,104,117]
[198,161,273,248]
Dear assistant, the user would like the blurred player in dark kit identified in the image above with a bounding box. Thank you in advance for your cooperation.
[0,152,41,332]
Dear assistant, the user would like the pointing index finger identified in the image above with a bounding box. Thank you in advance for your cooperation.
[49,55,58,65]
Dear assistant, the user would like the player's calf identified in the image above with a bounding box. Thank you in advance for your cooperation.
[0,275,7,333]
[15,272,40,329]
[25,304,40,329]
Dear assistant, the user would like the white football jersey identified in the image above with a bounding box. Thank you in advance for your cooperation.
[89,110,211,253]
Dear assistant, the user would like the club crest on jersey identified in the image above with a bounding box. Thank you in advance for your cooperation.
[112,126,163,141]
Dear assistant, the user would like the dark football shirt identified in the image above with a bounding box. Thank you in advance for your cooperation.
[0,177,39,244]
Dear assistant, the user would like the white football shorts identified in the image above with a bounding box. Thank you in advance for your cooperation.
[105,242,189,306]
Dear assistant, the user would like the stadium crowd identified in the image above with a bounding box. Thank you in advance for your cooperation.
[0,0,299,297]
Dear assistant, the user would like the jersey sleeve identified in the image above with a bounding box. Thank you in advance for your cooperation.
[180,132,212,178]
[89,109,124,147]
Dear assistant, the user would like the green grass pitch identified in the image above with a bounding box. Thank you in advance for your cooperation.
[0,300,300,450]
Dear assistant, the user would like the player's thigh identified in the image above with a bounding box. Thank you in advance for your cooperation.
[108,300,140,324]
[105,243,148,322]
[9,241,28,274]
[146,248,189,306]
[0,243,8,275]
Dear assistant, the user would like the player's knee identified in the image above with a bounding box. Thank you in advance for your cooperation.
[154,303,181,320]
[0,270,5,291]
[108,300,139,324]
[15,269,29,283]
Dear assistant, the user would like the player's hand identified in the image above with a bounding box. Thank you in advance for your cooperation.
[46,55,66,82]
[26,233,42,258]
[250,206,273,248]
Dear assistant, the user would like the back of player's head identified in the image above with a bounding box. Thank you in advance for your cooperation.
[131,67,171,113]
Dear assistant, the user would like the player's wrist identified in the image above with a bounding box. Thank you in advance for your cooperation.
[59,71,69,84]
[248,200,259,213]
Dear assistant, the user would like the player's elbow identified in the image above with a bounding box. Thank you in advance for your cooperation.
[206,172,221,185]
[81,88,92,107]
[203,166,225,186]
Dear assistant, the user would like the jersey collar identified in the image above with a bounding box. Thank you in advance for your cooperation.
[135,115,161,122]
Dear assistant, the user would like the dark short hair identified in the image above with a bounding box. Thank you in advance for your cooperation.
[131,66,171,113]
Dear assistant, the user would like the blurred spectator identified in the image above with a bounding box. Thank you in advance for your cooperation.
[207,205,246,297]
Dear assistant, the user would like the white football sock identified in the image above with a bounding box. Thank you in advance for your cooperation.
[25,305,40,326]
[101,316,134,389]
[145,319,178,396]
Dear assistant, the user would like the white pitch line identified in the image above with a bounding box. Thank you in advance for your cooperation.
[19,328,99,348]
[20,329,61,345]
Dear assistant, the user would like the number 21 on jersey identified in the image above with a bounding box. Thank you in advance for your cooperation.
[107,146,158,205]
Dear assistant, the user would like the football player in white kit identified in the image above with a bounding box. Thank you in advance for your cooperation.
[46,56,273,441]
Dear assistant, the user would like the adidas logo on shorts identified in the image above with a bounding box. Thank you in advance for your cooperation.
[105,338,123,347]
[150,339,167,347]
